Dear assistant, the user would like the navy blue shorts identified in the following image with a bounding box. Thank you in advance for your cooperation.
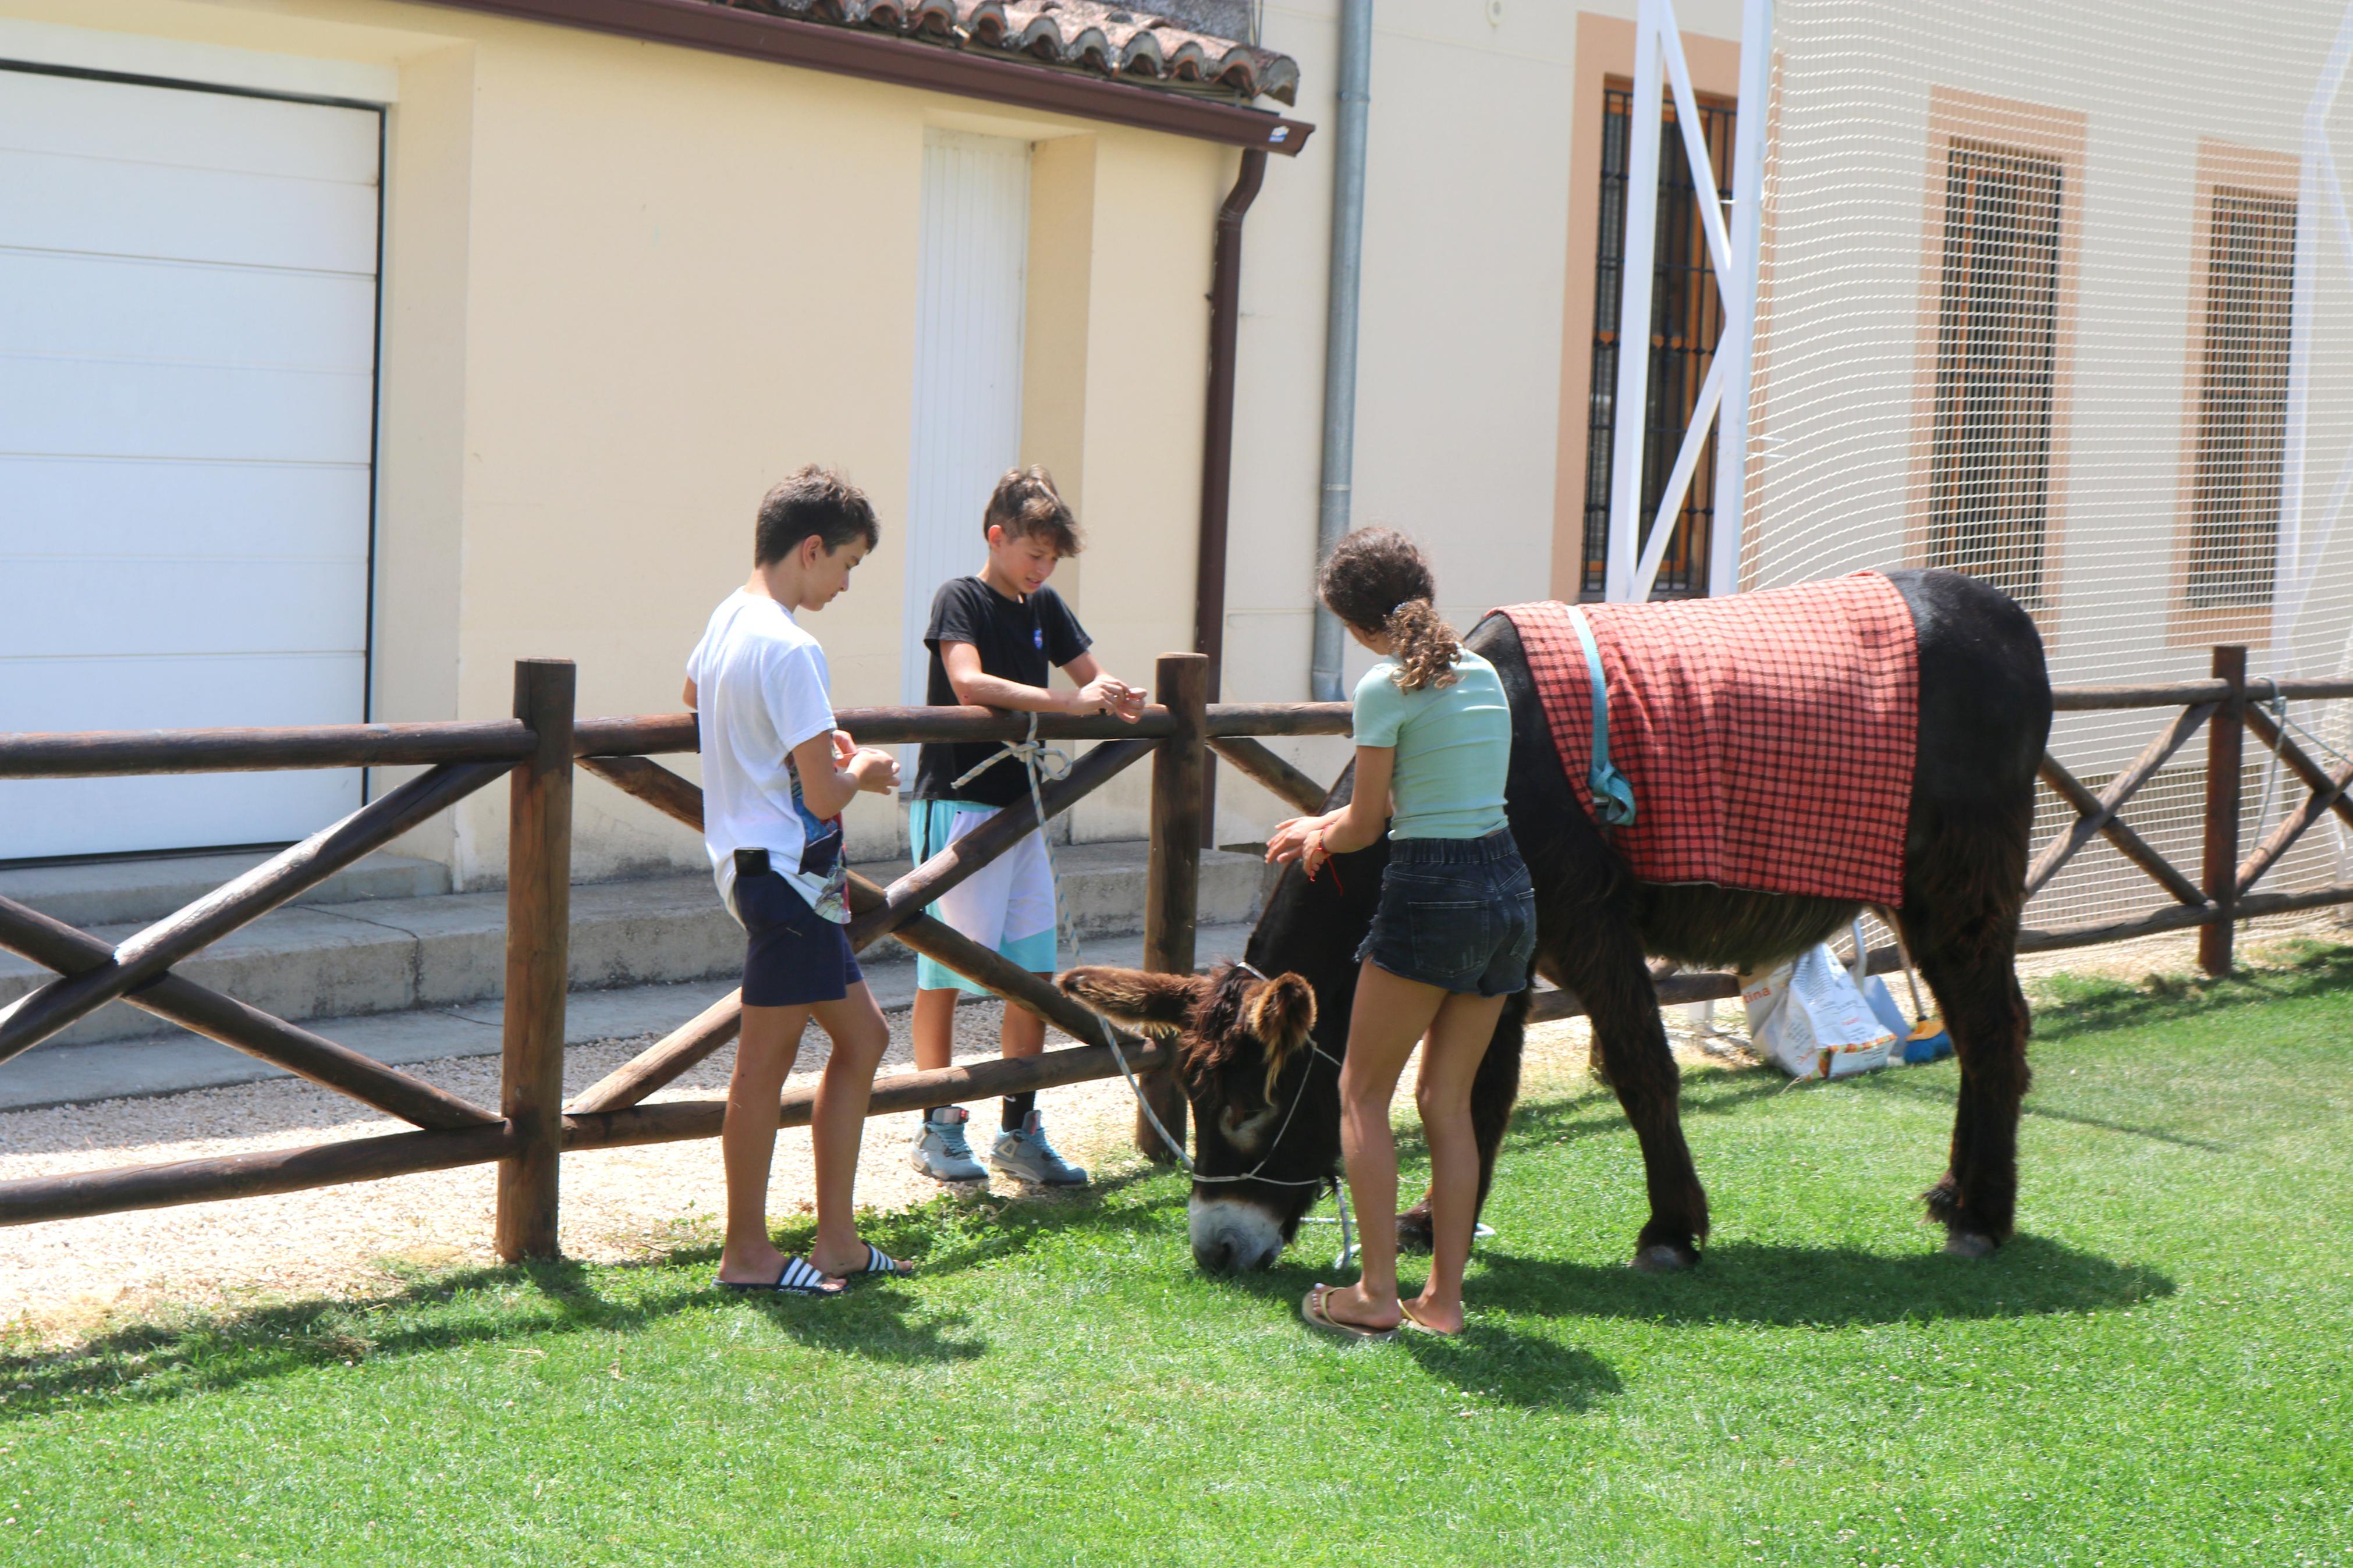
[1355,829,1538,996]
[736,870,863,1008]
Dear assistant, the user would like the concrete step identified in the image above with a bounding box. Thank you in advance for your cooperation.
[0,922,1262,1114]
[0,841,1267,1051]
[0,850,451,929]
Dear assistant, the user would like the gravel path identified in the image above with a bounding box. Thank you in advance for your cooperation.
[5,917,2335,1345]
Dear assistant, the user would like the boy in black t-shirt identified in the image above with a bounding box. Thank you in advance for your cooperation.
[907,466,1144,1186]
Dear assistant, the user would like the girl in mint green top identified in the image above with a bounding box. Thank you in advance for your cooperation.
[1266,528,1537,1342]
[1349,648,1511,839]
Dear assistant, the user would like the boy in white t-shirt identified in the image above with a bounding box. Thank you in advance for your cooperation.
[683,466,910,1296]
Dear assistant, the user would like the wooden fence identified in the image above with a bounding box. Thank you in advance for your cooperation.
[2,643,2349,1250]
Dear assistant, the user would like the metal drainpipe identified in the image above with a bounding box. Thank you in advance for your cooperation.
[1191,146,1270,844]
[1308,0,1374,702]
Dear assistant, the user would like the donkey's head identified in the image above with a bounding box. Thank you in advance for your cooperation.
[1057,962,1331,1272]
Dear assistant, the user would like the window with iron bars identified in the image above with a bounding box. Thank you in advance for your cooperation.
[1928,140,2064,613]
[2187,189,2297,610]
[1580,83,1736,600]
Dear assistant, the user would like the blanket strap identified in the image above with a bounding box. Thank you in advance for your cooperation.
[1566,606,1637,829]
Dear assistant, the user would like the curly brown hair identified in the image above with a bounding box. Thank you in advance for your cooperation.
[1318,528,1461,693]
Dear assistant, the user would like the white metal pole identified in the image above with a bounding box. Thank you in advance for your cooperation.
[1709,0,1773,598]
[1606,0,1666,603]
[2276,0,2353,666]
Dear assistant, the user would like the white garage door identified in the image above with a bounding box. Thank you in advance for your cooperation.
[0,67,380,861]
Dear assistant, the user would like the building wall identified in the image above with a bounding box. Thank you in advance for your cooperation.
[1744,0,2353,780]
[1220,0,1744,839]
[5,0,1226,883]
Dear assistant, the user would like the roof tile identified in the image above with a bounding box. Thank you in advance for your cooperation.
[716,0,1300,105]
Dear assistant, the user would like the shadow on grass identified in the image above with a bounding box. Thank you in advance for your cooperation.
[2028,938,2353,1041]
[1471,1233,2173,1328]
[1209,1263,1627,1410]
[1848,1068,2233,1153]
[0,1176,1198,1421]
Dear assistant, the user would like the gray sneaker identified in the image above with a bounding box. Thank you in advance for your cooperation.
[911,1106,986,1182]
[991,1109,1089,1187]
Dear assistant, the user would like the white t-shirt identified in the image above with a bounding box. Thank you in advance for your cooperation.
[685,589,849,923]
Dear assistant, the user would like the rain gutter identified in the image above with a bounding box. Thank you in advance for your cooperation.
[1308,0,1372,702]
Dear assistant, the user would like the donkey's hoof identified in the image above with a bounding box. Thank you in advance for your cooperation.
[1942,1231,1997,1260]
[1630,1242,1694,1274]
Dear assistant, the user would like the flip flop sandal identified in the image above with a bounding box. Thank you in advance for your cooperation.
[1300,1284,1397,1342]
[840,1243,914,1281]
[719,1256,842,1297]
[1397,1299,1457,1336]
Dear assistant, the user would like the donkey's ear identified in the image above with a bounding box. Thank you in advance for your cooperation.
[1242,972,1318,1098]
[1057,967,1211,1037]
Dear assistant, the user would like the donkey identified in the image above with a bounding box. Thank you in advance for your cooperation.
[1062,568,2050,1274]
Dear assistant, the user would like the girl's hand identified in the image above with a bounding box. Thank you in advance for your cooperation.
[832,730,858,770]
[1265,813,1332,867]
[1298,829,1330,880]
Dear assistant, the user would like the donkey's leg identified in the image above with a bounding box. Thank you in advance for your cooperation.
[1398,987,1528,1253]
[1549,922,1709,1271]
[1902,868,2032,1256]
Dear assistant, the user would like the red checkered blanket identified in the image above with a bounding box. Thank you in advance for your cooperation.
[1496,573,1919,905]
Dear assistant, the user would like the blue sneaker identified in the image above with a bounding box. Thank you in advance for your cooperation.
[911,1106,986,1182]
[991,1110,1089,1187]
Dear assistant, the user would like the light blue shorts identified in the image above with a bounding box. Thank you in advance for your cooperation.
[908,799,1059,997]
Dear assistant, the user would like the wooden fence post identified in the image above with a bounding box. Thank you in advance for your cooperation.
[2199,644,2245,977]
[495,659,575,1260]
[1138,652,1208,1160]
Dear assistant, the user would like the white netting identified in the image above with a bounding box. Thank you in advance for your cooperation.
[1747,0,2353,934]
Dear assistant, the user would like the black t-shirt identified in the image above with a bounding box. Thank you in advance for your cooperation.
[910,575,1092,806]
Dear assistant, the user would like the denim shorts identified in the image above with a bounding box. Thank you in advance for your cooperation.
[736,870,863,1008]
[1355,829,1538,996]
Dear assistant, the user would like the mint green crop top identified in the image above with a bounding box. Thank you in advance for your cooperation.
[1350,651,1512,840]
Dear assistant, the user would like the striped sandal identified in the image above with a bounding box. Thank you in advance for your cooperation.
[719,1256,842,1296]
[839,1243,913,1280]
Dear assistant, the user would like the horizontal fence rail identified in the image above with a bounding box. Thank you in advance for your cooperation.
[6,645,2350,1246]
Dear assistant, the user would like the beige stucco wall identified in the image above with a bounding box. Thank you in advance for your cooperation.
[13,0,1226,884]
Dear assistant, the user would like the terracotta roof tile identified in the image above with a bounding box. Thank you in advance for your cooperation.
[714,0,1300,105]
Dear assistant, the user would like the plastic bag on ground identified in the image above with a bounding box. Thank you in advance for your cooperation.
[1738,943,1897,1080]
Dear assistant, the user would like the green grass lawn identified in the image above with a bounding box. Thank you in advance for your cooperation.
[6,951,2352,1566]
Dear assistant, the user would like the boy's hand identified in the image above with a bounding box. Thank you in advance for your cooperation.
[1074,674,1145,722]
[832,730,858,770]
[848,746,899,795]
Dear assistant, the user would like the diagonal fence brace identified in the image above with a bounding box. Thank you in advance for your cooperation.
[0,895,498,1131]
[2037,755,2209,908]
[566,753,1154,1115]
[2025,703,2217,899]
[0,759,513,1066]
